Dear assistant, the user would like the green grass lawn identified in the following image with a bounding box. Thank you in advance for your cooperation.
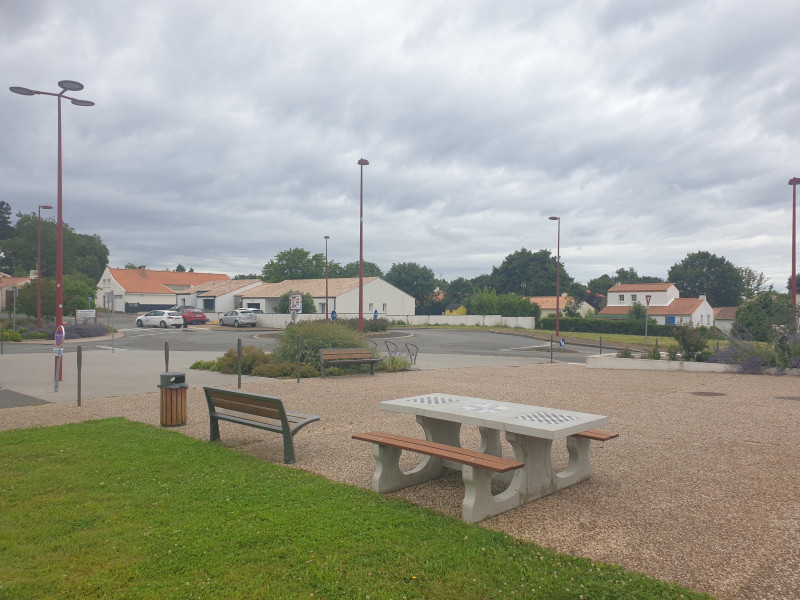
[1,419,715,599]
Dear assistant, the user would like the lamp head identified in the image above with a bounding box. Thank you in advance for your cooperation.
[39,205,54,210]
[358,158,369,166]
[10,86,36,96]
[71,99,95,107]
[58,80,84,92]
[324,235,330,240]
[789,178,800,186]
[549,216,560,221]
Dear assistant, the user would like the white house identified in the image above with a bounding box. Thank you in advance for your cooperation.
[605,283,680,308]
[96,267,230,313]
[0,276,32,312]
[713,306,738,333]
[175,279,263,314]
[527,294,593,318]
[237,277,416,319]
[599,283,714,326]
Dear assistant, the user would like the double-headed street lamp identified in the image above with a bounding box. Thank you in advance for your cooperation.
[358,158,369,334]
[549,216,561,337]
[37,204,53,328]
[324,235,330,320]
[10,80,94,342]
[790,178,800,331]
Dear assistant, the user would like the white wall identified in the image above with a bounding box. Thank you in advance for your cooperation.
[252,313,535,329]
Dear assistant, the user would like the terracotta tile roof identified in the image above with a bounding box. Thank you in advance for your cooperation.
[240,277,379,298]
[647,298,703,315]
[714,306,738,320]
[599,297,706,316]
[0,277,32,289]
[527,296,573,310]
[188,279,262,297]
[607,283,675,293]
[109,268,229,294]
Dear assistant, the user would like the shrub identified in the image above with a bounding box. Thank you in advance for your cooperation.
[616,347,633,358]
[215,346,270,375]
[378,355,412,372]
[642,347,661,360]
[335,317,389,333]
[709,328,775,374]
[274,321,368,368]
[190,359,219,371]
[671,326,711,361]
[666,346,681,360]
[24,331,47,340]
[0,329,22,342]
[251,361,319,379]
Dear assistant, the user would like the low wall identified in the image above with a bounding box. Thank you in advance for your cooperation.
[249,314,535,330]
[586,354,730,372]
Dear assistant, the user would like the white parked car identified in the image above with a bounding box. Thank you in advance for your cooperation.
[136,310,184,328]
[220,309,257,328]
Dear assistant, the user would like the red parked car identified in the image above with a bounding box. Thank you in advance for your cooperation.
[181,308,207,325]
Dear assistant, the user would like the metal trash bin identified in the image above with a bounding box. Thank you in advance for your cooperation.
[158,371,188,427]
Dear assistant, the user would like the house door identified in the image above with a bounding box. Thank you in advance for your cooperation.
[665,316,675,325]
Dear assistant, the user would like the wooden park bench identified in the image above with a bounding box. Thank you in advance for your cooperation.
[319,348,381,378]
[203,386,320,464]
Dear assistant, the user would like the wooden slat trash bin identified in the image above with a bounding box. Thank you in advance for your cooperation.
[159,371,188,427]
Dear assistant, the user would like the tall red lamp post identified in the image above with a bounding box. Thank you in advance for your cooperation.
[790,178,800,331]
[324,235,330,320]
[37,204,54,328]
[549,216,561,337]
[357,158,369,334]
[10,80,94,378]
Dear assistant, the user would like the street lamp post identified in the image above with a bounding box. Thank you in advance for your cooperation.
[357,158,369,334]
[36,204,53,328]
[790,178,800,331]
[324,235,330,320]
[10,80,94,377]
[549,216,561,337]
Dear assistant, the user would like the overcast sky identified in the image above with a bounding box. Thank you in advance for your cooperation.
[2,1,799,291]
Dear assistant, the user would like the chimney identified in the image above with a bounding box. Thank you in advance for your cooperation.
[139,266,146,278]
[699,294,706,301]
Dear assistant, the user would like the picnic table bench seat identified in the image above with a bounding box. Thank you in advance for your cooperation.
[203,386,320,464]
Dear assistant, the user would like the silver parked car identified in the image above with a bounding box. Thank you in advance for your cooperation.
[136,310,183,328]
[220,309,257,328]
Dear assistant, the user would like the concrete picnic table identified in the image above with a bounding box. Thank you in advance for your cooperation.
[377,393,610,521]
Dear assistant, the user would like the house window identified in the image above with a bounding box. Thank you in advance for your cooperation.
[382,303,387,312]
[618,294,625,302]
[631,294,637,303]
[368,303,374,312]
[319,302,326,314]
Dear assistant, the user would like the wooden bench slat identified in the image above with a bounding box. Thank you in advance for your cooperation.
[353,431,524,473]
[320,347,381,377]
[572,429,618,442]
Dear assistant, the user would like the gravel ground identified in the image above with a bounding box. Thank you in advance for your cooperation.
[2,362,798,600]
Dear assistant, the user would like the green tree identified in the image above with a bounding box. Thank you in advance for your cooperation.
[667,251,744,307]
[17,274,95,319]
[734,291,796,342]
[490,248,572,296]
[0,212,108,281]
[385,262,436,308]
[587,268,663,298]
[444,277,475,306]
[273,291,317,314]
[0,201,13,240]
[124,263,139,269]
[338,261,383,278]
[737,266,771,300]
[175,264,187,272]
[262,248,325,282]
[464,287,541,318]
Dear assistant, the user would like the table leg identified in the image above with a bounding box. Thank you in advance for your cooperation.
[556,435,592,489]
[506,432,558,501]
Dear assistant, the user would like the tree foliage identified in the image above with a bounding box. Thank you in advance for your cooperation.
[0,201,13,240]
[734,291,796,343]
[273,291,317,314]
[464,288,541,318]
[337,260,383,278]
[262,248,326,282]
[385,262,436,308]
[587,268,663,298]
[489,248,572,296]
[0,210,109,281]
[667,251,744,307]
[16,274,96,318]
[737,266,771,300]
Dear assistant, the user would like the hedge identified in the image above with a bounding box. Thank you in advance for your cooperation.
[538,316,677,337]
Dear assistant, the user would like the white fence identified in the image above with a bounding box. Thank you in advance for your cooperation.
[242,313,535,330]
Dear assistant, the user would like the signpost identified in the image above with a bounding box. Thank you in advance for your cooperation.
[290,293,302,323]
[645,295,652,347]
[53,325,65,392]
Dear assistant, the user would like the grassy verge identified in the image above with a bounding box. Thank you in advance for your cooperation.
[0,419,714,599]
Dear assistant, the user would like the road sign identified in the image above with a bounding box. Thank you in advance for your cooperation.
[54,325,65,348]
[373,309,379,320]
[559,338,565,348]
[290,293,302,313]
[330,310,337,321]
[645,295,652,307]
